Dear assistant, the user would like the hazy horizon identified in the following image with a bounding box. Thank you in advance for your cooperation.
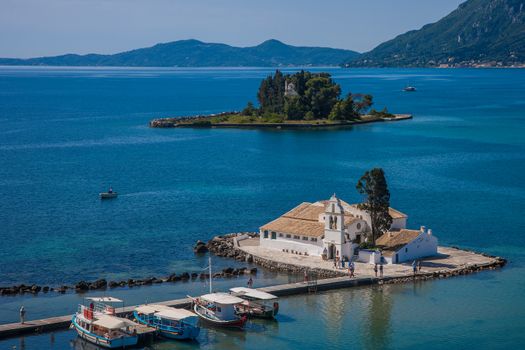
[1,0,465,59]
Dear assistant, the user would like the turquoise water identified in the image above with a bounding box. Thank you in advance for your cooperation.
[0,67,524,349]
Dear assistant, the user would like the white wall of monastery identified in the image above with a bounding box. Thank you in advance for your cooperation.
[392,231,438,263]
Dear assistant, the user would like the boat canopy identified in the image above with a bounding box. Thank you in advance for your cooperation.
[87,297,123,303]
[92,315,136,329]
[229,287,278,300]
[155,308,197,321]
[134,304,170,315]
[200,292,244,305]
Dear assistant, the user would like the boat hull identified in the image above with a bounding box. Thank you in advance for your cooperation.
[100,192,118,199]
[193,304,247,329]
[71,315,138,349]
[133,311,200,340]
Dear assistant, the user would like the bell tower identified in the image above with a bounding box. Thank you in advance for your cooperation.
[323,194,345,259]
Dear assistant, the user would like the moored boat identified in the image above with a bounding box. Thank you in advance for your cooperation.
[71,297,148,349]
[230,287,279,318]
[134,304,200,340]
[192,293,247,328]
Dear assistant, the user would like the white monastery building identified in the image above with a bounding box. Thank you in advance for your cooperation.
[259,194,438,264]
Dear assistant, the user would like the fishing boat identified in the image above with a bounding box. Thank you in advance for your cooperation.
[230,287,279,319]
[189,257,247,328]
[71,297,148,349]
[133,304,200,340]
[403,86,417,92]
[100,186,118,199]
[192,293,247,328]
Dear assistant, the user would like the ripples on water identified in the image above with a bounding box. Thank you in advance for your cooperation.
[0,67,524,348]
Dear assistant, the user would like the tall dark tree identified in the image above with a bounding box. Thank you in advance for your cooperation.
[356,168,392,245]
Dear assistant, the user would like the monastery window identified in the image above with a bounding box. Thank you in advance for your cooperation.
[278,233,283,237]
[405,247,408,253]
[293,235,300,240]
[271,231,277,240]
[356,223,361,230]
[263,230,268,239]
[310,237,317,242]
[302,236,308,241]
[286,234,291,238]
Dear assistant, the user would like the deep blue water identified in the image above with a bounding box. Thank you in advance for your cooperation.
[0,67,524,349]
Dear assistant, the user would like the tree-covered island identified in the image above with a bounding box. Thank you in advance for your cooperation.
[150,70,411,128]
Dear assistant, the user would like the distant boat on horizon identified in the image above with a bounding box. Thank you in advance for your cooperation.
[403,86,417,92]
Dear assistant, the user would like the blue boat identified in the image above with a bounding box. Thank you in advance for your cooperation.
[133,304,200,340]
[71,297,145,349]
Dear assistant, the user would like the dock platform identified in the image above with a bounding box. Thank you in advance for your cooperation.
[0,247,504,340]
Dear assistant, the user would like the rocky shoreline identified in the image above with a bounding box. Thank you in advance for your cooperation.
[149,113,412,129]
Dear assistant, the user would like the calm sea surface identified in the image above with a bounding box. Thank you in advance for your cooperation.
[0,67,524,349]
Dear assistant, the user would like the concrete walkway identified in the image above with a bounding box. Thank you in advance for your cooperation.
[238,238,496,278]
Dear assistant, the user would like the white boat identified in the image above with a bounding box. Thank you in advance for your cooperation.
[134,304,200,340]
[230,287,279,318]
[192,293,247,328]
[189,257,247,329]
[71,297,147,349]
[403,86,417,92]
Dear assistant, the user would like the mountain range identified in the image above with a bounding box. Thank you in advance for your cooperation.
[0,39,359,67]
[1,0,523,68]
[346,0,525,67]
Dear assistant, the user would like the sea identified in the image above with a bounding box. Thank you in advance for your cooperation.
[0,66,524,349]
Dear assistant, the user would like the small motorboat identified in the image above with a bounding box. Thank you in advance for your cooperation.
[403,86,417,92]
[192,293,247,328]
[230,287,279,319]
[100,186,117,199]
[134,304,200,340]
[71,297,148,349]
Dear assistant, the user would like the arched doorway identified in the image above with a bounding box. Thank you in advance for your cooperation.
[328,244,336,259]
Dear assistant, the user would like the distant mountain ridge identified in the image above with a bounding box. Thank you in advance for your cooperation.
[0,39,359,67]
[346,0,525,67]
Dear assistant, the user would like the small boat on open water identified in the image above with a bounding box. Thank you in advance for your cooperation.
[134,304,200,340]
[71,297,149,349]
[403,86,417,92]
[100,186,118,199]
[230,287,279,319]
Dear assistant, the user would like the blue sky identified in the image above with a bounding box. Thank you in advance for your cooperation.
[0,0,465,58]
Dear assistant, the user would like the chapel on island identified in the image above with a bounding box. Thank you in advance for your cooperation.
[259,194,438,264]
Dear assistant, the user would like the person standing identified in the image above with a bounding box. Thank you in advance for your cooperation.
[303,270,309,283]
[247,277,253,288]
[350,262,355,278]
[418,260,422,272]
[379,263,384,277]
[20,306,26,324]
[412,260,417,276]
[374,264,378,277]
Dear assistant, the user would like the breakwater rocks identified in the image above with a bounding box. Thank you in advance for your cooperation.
[0,267,257,297]
[383,256,507,285]
[150,111,238,128]
[206,233,346,278]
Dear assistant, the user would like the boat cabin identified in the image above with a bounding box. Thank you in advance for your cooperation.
[198,293,244,320]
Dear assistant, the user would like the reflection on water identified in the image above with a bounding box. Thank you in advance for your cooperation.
[362,286,392,350]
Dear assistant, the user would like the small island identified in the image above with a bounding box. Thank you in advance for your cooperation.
[150,70,412,129]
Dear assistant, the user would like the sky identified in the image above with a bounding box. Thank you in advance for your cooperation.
[0,0,465,58]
